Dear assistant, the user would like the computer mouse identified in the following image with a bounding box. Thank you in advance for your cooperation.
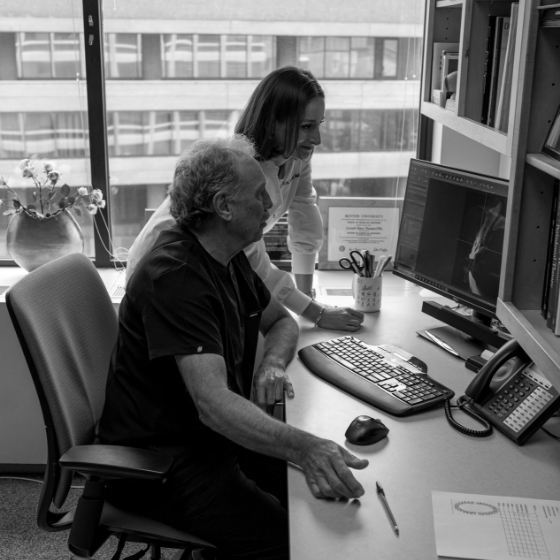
[345,415,389,445]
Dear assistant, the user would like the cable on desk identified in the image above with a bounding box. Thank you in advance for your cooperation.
[444,397,493,438]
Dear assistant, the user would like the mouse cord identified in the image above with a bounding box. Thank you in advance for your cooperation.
[444,397,493,438]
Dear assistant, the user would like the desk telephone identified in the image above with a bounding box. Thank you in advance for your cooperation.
[448,339,560,445]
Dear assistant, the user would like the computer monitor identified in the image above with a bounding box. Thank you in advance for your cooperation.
[393,159,509,349]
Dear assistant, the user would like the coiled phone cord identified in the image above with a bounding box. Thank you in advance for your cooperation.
[444,396,493,437]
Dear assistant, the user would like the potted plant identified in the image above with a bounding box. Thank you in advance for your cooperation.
[0,158,106,272]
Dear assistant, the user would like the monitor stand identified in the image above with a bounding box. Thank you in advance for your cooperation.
[421,300,509,357]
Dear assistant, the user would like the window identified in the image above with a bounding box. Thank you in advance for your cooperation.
[297,37,325,78]
[249,36,275,78]
[0,0,423,267]
[0,113,25,158]
[196,35,221,78]
[325,37,350,79]
[382,39,398,78]
[162,34,193,78]
[225,35,247,78]
[19,33,51,78]
[350,37,375,79]
[105,34,142,79]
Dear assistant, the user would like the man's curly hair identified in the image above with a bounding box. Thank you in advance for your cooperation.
[169,135,257,230]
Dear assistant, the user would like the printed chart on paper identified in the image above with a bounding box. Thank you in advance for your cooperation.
[432,491,560,560]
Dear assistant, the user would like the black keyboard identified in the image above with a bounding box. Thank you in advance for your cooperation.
[298,336,454,416]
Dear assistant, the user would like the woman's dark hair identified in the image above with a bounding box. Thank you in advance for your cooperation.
[235,66,324,161]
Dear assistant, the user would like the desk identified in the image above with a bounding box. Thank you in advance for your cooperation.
[286,272,560,560]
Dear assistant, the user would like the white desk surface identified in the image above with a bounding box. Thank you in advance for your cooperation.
[287,271,560,560]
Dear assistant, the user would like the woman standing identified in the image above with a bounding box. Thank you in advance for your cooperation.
[126,66,364,331]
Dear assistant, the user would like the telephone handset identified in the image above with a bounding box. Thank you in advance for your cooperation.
[447,339,560,445]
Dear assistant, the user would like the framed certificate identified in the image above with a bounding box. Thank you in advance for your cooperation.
[318,197,403,270]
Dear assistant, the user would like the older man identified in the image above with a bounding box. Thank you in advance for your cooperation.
[98,136,368,560]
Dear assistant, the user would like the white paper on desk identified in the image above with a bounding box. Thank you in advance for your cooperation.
[432,491,560,560]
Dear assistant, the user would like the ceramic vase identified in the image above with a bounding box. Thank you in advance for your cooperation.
[6,210,84,272]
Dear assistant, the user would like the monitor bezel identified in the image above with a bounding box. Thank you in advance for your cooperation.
[392,158,509,319]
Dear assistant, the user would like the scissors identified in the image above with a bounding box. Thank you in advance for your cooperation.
[339,250,368,276]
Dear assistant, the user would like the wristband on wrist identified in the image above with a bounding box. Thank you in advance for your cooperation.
[314,306,325,327]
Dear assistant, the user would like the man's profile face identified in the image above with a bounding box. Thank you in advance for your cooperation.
[230,157,272,246]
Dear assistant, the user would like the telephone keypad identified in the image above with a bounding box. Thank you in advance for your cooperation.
[488,377,553,433]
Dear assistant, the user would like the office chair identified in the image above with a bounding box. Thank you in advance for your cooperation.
[6,253,216,560]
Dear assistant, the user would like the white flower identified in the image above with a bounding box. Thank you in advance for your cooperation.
[90,189,104,203]
[19,158,31,170]
[47,170,61,182]
[87,204,98,215]
[78,187,89,196]
[43,161,54,173]
[22,166,35,178]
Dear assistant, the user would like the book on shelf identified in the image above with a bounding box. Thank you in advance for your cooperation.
[486,17,505,128]
[481,16,498,124]
[495,3,519,133]
[492,17,511,127]
[542,180,559,322]
[545,180,560,332]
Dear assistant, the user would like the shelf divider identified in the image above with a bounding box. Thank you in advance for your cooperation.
[526,153,560,179]
[421,101,508,154]
[497,300,560,389]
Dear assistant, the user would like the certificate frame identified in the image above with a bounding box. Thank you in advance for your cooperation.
[318,197,403,270]
[542,104,560,162]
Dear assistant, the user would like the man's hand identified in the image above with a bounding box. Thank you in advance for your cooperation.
[318,306,365,332]
[252,365,295,412]
[295,436,369,499]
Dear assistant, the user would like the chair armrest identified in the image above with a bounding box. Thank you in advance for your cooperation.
[60,445,174,480]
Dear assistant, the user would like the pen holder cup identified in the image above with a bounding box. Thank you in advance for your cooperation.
[352,274,382,313]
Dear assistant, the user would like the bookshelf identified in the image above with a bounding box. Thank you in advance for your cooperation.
[420,0,560,389]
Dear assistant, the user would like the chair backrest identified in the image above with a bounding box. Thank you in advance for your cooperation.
[6,253,118,515]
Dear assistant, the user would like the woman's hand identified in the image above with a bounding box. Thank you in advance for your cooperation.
[302,300,364,331]
[317,306,364,331]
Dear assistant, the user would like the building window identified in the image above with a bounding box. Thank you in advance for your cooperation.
[249,36,275,78]
[196,35,221,78]
[350,37,375,79]
[297,37,325,79]
[105,34,142,79]
[162,34,193,78]
[225,35,247,78]
[18,32,52,78]
[325,37,350,79]
[177,110,199,150]
[112,112,147,156]
[0,113,25,158]
[382,39,398,78]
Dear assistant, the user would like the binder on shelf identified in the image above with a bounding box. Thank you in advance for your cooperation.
[546,190,560,331]
[495,3,519,133]
[542,180,559,321]
[481,16,498,124]
[486,17,505,127]
[493,17,511,127]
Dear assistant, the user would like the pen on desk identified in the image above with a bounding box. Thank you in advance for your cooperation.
[374,255,392,277]
[376,481,399,536]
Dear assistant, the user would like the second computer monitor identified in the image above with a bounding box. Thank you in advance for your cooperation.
[393,159,508,318]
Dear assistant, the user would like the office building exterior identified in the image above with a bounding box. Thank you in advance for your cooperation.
[0,0,423,258]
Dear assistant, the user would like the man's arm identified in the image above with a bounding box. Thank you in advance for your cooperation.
[253,292,298,409]
[176,352,369,499]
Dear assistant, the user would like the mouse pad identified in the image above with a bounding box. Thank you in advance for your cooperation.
[417,326,485,361]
